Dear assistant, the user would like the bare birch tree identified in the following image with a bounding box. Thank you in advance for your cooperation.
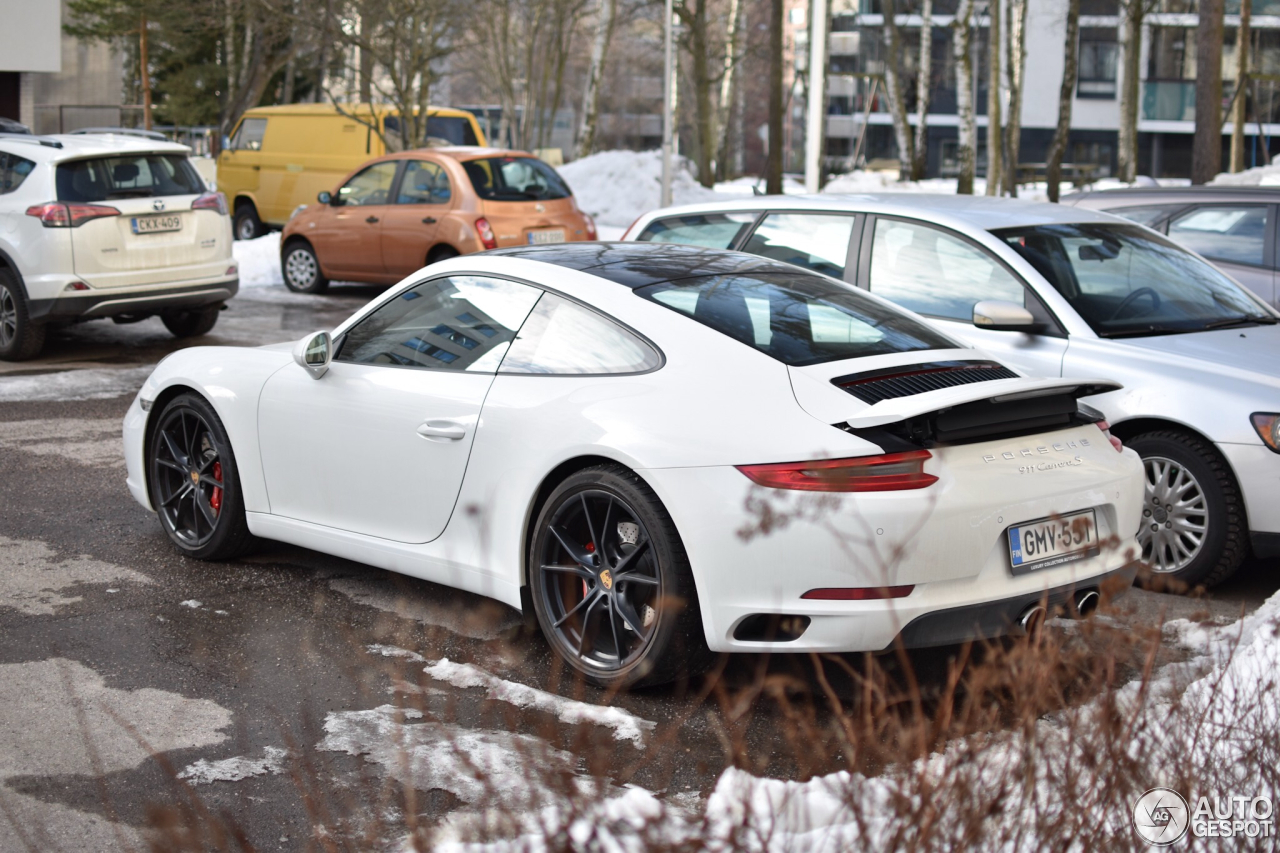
[715,0,745,180]
[1116,0,1152,182]
[985,0,1002,196]
[1045,0,1080,202]
[1192,0,1225,184]
[1000,0,1026,196]
[575,0,618,159]
[881,0,914,180]
[911,0,933,180]
[1230,0,1252,173]
[766,0,783,193]
[953,0,976,194]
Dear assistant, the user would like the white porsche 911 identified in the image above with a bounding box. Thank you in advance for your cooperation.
[123,243,1145,687]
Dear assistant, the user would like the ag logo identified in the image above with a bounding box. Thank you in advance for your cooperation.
[1133,787,1190,846]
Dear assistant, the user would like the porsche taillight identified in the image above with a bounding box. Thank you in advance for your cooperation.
[26,202,121,228]
[736,450,937,492]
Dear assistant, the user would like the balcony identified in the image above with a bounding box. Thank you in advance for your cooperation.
[1143,81,1195,122]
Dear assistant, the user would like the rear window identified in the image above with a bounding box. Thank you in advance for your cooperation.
[635,271,954,366]
[462,156,571,201]
[56,154,204,202]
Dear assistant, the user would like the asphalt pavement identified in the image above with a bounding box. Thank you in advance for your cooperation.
[1,286,1275,851]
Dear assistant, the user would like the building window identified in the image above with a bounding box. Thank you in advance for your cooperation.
[1078,28,1118,100]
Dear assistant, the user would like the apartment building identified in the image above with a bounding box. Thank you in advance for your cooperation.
[811,0,1280,180]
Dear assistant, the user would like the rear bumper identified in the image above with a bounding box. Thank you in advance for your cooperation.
[891,560,1138,650]
[29,278,239,321]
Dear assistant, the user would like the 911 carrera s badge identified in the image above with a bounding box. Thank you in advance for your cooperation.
[600,569,613,590]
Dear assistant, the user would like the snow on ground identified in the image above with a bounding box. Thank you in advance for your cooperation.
[0,535,152,616]
[1211,160,1280,186]
[0,365,152,403]
[233,232,285,288]
[423,658,656,747]
[178,747,288,785]
[330,576,523,640]
[559,150,720,228]
[0,418,125,468]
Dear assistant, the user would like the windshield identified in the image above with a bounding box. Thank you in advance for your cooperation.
[993,222,1274,337]
[462,156,571,201]
[56,154,204,201]
[635,271,955,366]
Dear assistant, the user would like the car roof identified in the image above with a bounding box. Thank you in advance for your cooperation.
[486,242,816,288]
[1062,185,1280,204]
[380,146,535,162]
[241,103,475,118]
[0,132,190,163]
[640,193,1121,232]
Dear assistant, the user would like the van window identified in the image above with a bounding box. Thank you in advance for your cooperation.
[384,115,480,148]
[230,118,267,151]
[56,154,205,201]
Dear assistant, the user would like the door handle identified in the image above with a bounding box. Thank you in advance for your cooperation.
[422,216,437,224]
[365,215,380,224]
[417,420,466,441]
[251,165,260,171]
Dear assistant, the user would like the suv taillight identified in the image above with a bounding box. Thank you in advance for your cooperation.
[192,191,228,216]
[25,202,121,228]
[736,450,938,492]
[475,217,497,250]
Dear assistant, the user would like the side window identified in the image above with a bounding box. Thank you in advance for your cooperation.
[636,212,756,248]
[741,212,857,278]
[1105,204,1183,228]
[0,152,35,194]
[868,218,1026,321]
[1167,205,1268,267]
[397,160,451,204]
[336,161,399,207]
[230,118,267,151]
[501,293,661,375]
[337,276,541,371]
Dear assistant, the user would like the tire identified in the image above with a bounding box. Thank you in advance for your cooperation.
[1128,430,1247,590]
[529,464,712,689]
[234,204,264,241]
[161,304,220,338]
[0,268,46,361]
[282,241,329,294]
[148,393,255,561]
[428,246,460,264]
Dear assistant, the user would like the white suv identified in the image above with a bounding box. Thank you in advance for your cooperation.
[0,132,238,360]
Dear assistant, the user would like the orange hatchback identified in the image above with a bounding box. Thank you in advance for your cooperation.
[279,147,597,293]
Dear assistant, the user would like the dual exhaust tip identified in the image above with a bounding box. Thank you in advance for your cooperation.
[1015,589,1100,637]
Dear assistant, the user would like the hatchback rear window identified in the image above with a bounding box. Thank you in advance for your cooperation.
[635,271,954,366]
[56,154,204,202]
[462,157,571,201]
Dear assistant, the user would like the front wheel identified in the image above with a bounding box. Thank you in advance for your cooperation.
[148,393,255,560]
[161,305,220,338]
[1129,431,1247,590]
[282,241,329,293]
[529,465,710,689]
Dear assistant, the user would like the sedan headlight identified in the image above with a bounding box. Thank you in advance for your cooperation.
[1250,413,1280,453]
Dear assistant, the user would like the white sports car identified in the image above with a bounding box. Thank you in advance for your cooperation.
[123,244,1145,687]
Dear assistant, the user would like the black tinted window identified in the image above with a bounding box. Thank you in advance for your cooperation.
[384,115,479,147]
[56,154,204,201]
[636,271,954,366]
[337,275,541,371]
[462,157,570,201]
[0,152,35,194]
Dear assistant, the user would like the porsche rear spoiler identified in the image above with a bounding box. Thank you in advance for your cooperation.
[840,377,1121,448]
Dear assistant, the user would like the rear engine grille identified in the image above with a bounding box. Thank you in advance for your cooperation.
[833,360,1018,405]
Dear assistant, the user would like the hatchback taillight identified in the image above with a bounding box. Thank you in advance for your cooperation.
[584,214,597,240]
[475,217,497,250]
[25,202,121,228]
[736,450,938,492]
[192,191,229,216]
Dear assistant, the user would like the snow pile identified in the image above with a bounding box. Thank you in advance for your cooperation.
[1211,161,1280,186]
[178,747,287,785]
[423,658,656,747]
[559,150,720,228]
[232,232,284,288]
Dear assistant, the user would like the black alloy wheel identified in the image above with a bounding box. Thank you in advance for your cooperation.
[530,465,710,688]
[0,269,45,361]
[148,394,254,560]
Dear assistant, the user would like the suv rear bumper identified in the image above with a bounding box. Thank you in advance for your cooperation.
[28,278,239,322]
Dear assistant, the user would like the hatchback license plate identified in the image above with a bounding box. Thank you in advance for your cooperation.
[132,214,182,234]
[1007,509,1099,574]
[527,229,564,245]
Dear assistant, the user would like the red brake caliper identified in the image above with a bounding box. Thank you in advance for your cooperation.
[583,541,595,597]
[210,461,223,516]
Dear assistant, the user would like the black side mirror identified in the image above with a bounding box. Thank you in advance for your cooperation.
[317,191,332,205]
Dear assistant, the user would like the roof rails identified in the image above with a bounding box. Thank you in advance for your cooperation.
[69,127,168,141]
[0,133,63,149]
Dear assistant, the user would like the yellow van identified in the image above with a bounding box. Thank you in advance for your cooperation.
[217,104,487,239]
